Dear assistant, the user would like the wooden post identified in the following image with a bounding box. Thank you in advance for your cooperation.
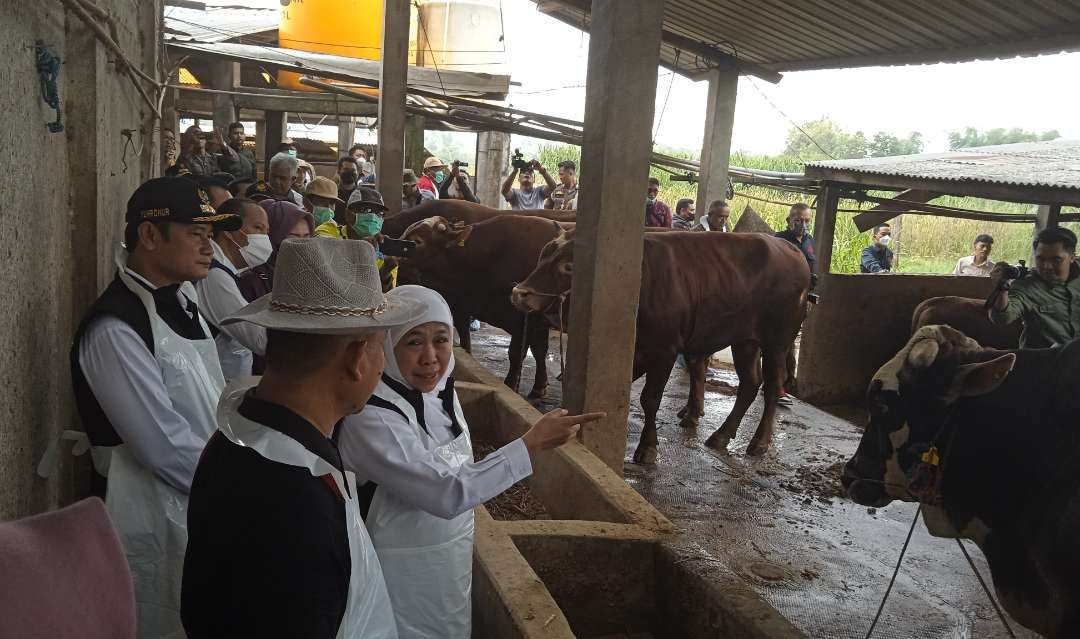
[209,60,238,138]
[264,110,287,172]
[376,0,410,215]
[405,115,426,174]
[695,68,738,221]
[812,184,840,277]
[475,130,510,208]
[562,0,665,474]
[337,117,356,157]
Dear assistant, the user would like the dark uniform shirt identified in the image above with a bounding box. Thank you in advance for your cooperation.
[860,245,893,273]
[218,146,257,182]
[182,393,351,639]
[776,229,816,272]
[990,264,1080,348]
[176,151,219,177]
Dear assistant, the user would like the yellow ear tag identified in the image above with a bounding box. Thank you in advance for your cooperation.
[920,447,940,466]
[457,240,466,247]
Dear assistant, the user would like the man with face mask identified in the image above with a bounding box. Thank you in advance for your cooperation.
[418,156,447,201]
[337,156,361,220]
[860,224,894,273]
[313,187,396,291]
[304,177,346,229]
[990,227,1080,349]
[644,177,672,227]
[196,198,271,380]
[775,202,815,272]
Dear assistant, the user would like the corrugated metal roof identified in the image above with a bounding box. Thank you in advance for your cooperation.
[167,41,511,98]
[533,0,1080,78]
[805,140,1080,192]
[163,6,279,44]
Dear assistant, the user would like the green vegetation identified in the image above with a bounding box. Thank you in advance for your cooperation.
[948,127,1060,150]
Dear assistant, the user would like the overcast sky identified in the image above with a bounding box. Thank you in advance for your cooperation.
[219,0,1080,155]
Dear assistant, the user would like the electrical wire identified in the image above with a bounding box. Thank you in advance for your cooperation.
[652,50,679,143]
[413,0,449,99]
[746,76,836,162]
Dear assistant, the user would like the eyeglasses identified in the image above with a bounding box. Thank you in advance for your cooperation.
[351,206,385,217]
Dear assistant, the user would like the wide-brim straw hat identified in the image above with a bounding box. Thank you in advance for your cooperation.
[223,237,424,334]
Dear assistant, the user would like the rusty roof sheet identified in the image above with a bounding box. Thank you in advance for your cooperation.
[533,0,1080,79]
[805,140,1080,192]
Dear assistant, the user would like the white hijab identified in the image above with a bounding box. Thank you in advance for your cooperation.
[382,285,456,393]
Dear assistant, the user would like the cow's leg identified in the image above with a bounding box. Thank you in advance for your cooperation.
[633,355,675,465]
[526,321,549,399]
[784,336,798,396]
[747,344,787,456]
[704,341,761,452]
[503,320,526,393]
[677,355,708,428]
[455,313,473,353]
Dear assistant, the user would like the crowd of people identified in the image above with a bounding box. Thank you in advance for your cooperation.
[72,168,605,638]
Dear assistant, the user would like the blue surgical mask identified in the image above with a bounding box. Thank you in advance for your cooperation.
[287,148,297,158]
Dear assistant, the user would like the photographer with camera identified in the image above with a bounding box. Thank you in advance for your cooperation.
[502,151,556,210]
[989,227,1080,349]
[439,160,479,202]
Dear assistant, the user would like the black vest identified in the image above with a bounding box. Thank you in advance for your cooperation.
[70,272,208,456]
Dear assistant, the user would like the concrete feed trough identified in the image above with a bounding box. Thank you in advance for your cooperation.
[455,350,804,638]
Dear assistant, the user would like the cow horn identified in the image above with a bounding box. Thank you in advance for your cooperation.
[906,338,940,369]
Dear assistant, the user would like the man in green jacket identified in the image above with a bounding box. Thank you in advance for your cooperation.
[990,227,1080,348]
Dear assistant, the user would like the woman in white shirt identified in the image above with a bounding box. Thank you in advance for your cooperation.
[336,285,603,639]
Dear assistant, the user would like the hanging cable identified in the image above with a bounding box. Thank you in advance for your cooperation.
[746,76,835,161]
[413,0,450,99]
[652,50,679,143]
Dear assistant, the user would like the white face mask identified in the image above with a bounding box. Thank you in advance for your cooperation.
[879,235,892,247]
[239,233,272,268]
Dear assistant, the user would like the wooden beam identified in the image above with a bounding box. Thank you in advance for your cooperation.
[812,184,840,277]
[851,189,938,232]
[563,0,664,474]
[177,86,379,118]
[847,191,1039,224]
[804,165,1080,207]
[376,0,410,214]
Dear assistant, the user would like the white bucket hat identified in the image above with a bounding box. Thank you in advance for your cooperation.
[223,237,424,334]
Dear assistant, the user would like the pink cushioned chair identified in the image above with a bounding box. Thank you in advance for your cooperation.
[0,497,135,639]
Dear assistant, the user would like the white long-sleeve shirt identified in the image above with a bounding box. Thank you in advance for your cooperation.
[195,242,266,377]
[78,270,211,493]
[338,391,532,520]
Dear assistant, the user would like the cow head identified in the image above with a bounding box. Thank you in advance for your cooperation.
[511,222,575,325]
[400,215,473,261]
[842,325,1016,508]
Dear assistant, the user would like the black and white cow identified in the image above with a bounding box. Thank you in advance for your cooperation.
[842,325,1080,639]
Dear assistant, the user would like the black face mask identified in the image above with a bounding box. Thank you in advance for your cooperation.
[341,171,358,185]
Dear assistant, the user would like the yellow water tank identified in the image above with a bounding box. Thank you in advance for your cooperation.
[277,0,386,92]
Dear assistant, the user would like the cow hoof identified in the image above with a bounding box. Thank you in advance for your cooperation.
[527,386,548,400]
[678,415,699,429]
[633,445,658,465]
[677,406,687,419]
[746,440,771,456]
[704,433,731,451]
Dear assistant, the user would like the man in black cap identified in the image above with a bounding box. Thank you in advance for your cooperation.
[70,176,241,639]
[245,180,276,203]
[191,172,235,210]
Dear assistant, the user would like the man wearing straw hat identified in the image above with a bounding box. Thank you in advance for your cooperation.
[182,237,424,639]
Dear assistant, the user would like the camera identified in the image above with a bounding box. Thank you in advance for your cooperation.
[1002,260,1029,280]
[669,173,699,184]
[511,149,532,171]
[453,161,469,168]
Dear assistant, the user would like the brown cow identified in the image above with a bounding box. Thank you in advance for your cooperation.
[397,215,563,399]
[383,199,575,239]
[511,227,810,461]
[911,296,1019,349]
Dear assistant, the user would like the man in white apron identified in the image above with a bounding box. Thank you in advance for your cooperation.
[181,238,424,639]
[70,177,242,638]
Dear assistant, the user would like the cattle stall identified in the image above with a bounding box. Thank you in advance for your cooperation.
[799,140,1080,405]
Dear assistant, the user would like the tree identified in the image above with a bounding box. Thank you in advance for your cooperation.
[947,127,1060,149]
[784,118,868,161]
[867,131,923,158]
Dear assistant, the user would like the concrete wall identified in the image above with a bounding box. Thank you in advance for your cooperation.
[798,274,997,405]
[0,0,159,520]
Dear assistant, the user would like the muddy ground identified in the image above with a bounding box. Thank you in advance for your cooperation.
[470,325,1036,639]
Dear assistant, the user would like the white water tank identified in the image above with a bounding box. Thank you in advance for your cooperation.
[416,0,507,74]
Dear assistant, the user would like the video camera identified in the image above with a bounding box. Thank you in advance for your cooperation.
[1001,260,1029,281]
[511,149,532,171]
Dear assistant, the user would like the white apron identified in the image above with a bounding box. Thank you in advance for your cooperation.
[365,382,475,639]
[217,382,398,639]
[107,259,226,639]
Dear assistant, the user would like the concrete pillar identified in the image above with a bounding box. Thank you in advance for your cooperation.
[376,0,411,215]
[264,110,287,172]
[337,116,356,156]
[796,183,839,405]
[475,130,510,209]
[695,69,739,220]
[209,60,239,138]
[810,184,840,278]
[405,115,426,174]
[562,0,665,474]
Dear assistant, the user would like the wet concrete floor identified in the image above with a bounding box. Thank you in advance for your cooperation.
[469,325,1037,639]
